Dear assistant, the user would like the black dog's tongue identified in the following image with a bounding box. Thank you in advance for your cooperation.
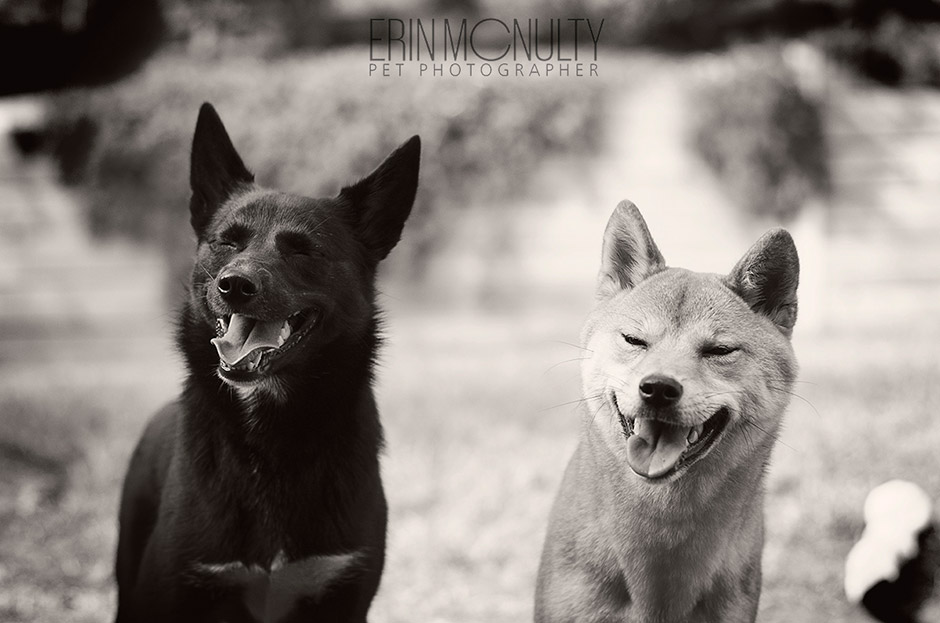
[211,314,284,366]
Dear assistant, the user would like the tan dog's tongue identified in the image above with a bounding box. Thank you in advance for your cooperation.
[211,313,284,366]
[626,419,690,479]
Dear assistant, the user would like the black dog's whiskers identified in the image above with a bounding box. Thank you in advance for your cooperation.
[308,211,336,235]
[375,288,404,302]
[197,261,218,280]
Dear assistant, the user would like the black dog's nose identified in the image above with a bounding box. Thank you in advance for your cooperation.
[217,273,260,304]
[638,374,683,408]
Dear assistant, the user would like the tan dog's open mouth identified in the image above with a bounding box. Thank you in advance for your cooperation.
[211,308,320,383]
[612,393,730,480]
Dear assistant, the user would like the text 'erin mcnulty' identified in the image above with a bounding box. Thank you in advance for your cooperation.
[369,18,604,78]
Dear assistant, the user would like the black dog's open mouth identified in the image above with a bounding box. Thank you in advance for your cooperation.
[613,392,730,481]
[211,308,320,383]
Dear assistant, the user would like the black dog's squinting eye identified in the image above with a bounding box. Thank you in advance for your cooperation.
[212,239,238,251]
[215,223,250,249]
[284,248,324,261]
[622,334,648,348]
[276,232,321,259]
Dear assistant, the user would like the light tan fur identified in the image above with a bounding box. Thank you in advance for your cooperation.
[535,201,799,623]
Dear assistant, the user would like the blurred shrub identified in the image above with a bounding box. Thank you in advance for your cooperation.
[478,0,844,50]
[163,0,330,55]
[817,17,940,87]
[47,50,604,296]
[0,396,92,471]
[690,48,830,223]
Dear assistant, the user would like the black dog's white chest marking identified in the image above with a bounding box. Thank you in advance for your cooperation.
[194,551,361,623]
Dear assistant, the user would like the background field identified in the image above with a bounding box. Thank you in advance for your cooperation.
[3,305,940,623]
[3,1,940,622]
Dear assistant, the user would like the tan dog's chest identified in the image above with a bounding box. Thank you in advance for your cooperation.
[540,435,767,622]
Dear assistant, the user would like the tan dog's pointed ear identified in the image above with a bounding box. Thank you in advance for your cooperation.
[596,201,666,300]
[727,228,800,337]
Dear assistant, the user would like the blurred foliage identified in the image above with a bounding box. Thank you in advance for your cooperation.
[47,50,604,291]
[817,17,940,87]
[162,0,329,55]
[0,0,165,95]
[0,0,65,25]
[0,395,100,472]
[488,0,940,92]
[161,0,433,55]
[478,0,844,49]
[690,48,830,223]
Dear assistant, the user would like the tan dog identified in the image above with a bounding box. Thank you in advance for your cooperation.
[535,201,799,623]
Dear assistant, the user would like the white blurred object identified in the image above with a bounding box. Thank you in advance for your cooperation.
[845,480,936,621]
[845,480,932,602]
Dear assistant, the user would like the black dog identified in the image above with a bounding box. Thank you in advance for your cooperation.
[114,103,420,623]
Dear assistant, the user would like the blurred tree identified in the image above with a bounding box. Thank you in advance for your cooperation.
[0,0,165,95]
[277,0,330,49]
[691,49,830,224]
[595,0,940,51]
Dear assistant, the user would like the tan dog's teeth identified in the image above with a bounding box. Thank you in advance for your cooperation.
[688,425,703,444]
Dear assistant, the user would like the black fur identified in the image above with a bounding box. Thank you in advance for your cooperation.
[861,527,939,623]
[114,103,420,623]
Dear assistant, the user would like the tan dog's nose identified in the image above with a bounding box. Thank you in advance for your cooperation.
[638,374,683,408]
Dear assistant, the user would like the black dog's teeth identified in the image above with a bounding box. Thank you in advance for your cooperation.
[288,308,318,333]
[215,310,318,378]
[287,311,306,332]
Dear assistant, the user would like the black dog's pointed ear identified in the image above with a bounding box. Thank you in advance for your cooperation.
[339,136,420,262]
[596,201,666,300]
[189,103,253,238]
[727,229,800,337]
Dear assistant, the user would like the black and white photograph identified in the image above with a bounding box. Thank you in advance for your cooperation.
[0,1,939,621]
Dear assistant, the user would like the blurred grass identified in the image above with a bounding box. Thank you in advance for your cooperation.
[3,308,939,622]
[761,334,940,622]
[0,391,131,622]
